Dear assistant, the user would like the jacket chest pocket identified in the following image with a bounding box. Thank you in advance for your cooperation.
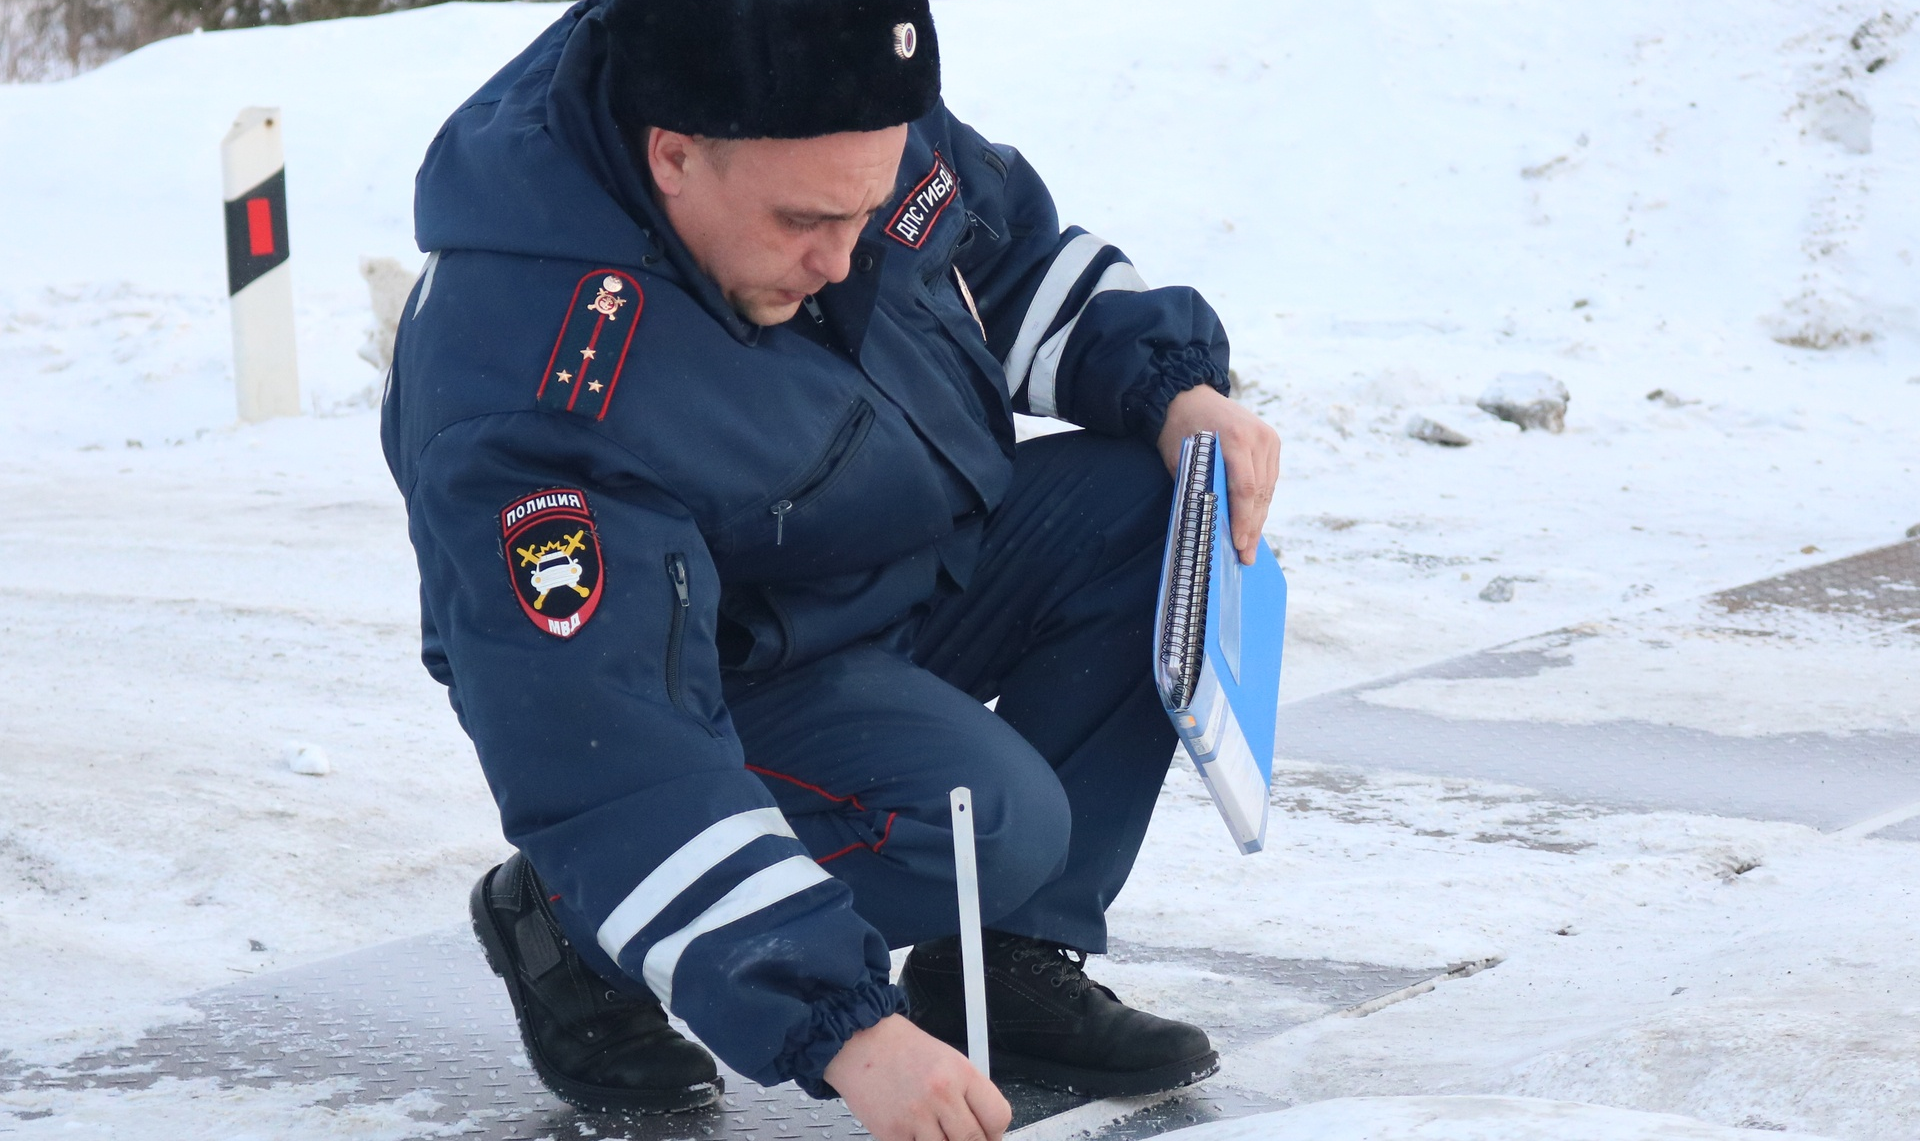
[710,397,947,582]
[765,398,875,548]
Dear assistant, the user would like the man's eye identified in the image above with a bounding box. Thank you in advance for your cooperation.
[781,216,821,233]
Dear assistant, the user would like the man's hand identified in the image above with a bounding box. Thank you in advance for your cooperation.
[1156,384,1281,565]
[825,1015,1011,1141]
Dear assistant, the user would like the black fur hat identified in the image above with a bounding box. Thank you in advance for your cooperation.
[605,0,941,139]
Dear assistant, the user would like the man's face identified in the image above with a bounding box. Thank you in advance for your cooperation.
[648,126,909,327]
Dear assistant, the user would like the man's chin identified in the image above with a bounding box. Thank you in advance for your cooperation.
[731,292,807,328]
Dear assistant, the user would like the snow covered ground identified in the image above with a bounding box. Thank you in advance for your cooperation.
[1117,764,1920,1139]
[2,1,1917,1138]
[1161,1097,1838,1141]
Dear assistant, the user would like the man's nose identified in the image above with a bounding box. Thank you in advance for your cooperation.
[803,225,860,285]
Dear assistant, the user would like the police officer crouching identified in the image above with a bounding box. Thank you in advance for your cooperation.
[382,0,1281,1136]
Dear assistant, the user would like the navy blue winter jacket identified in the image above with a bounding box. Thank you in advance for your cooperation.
[382,0,1230,1096]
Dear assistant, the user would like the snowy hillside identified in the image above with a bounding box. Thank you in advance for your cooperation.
[2,0,1916,690]
[2,2,1918,1139]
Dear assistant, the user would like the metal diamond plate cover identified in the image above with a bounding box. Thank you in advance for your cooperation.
[1713,538,1920,624]
[2,929,1439,1139]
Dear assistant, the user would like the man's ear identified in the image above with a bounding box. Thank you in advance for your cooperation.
[648,128,695,196]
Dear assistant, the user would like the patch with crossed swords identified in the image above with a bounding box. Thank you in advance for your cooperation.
[499,488,604,639]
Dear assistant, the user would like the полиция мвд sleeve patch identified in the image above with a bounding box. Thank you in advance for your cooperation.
[501,489,603,639]
[536,270,644,420]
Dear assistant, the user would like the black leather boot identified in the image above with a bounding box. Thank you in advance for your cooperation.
[901,932,1217,1097]
[470,853,722,1114]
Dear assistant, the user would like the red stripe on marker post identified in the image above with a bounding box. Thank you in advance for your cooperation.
[225,171,289,293]
[222,106,300,422]
[246,197,275,256]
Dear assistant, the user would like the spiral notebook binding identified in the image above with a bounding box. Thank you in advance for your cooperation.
[1158,432,1217,710]
[1151,428,1286,855]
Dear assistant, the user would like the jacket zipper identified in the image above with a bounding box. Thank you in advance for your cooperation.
[664,553,690,711]
[765,401,875,545]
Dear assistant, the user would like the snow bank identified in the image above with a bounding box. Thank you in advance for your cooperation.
[946,0,1920,693]
[0,2,567,446]
[3,0,1916,687]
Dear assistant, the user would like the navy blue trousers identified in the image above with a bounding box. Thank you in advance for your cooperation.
[724,431,1177,953]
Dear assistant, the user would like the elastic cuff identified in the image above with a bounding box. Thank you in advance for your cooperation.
[1121,343,1232,440]
[774,979,910,1099]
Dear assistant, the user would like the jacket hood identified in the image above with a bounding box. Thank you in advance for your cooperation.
[414,0,759,342]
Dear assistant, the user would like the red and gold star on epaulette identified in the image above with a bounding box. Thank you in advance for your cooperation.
[536,270,644,420]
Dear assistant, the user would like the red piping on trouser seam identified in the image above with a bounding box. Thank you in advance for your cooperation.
[817,811,898,865]
[745,763,870,811]
[743,764,897,863]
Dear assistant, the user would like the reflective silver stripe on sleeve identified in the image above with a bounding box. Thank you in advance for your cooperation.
[596,807,796,963]
[642,855,834,1009]
[1001,232,1107,398]
[1023,260,1148,418]
[412,250,441,318]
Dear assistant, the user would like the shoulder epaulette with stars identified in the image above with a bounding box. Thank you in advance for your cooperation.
[536,269,644,421]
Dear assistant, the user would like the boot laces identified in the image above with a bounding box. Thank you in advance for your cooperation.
[1009,942,1093,1000]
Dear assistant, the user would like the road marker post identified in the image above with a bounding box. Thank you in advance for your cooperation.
[222,106,300,422]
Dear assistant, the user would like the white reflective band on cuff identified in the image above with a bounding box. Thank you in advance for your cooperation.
[1023,260,1148,418]
[596,807,796,963]
[1002,232,1107,398]
[642,855,833,1010]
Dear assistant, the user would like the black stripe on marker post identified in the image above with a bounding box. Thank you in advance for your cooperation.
[224,168,291,295]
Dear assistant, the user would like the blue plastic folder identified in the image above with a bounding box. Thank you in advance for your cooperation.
[1152,432,1288,854]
